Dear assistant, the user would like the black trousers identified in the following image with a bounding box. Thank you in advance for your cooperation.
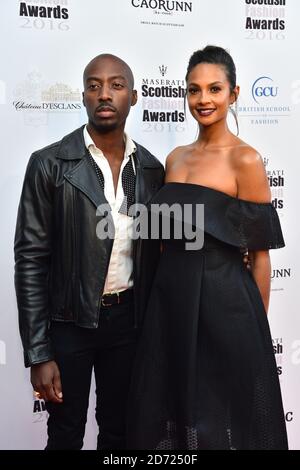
[45,299,138,450]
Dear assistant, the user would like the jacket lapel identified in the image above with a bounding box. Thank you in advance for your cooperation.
[64,156,109,209]
[134,145,164,206]
[58,128,163,210]
[56,126,109,209]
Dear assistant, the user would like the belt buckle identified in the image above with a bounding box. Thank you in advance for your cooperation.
[101,291,120,307]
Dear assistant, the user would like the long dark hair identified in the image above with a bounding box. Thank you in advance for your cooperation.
[186,45,236,91]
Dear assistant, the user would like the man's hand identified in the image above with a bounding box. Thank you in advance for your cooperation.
[31,360,63,403]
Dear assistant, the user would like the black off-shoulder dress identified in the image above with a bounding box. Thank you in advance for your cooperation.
[127,183,288,450]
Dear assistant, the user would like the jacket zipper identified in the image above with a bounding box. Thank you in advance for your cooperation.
[72,187,79,321]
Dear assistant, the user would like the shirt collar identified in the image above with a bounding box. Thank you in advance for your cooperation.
[83,125,136,160]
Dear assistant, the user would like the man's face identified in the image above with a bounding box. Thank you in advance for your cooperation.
[82,56,137,133]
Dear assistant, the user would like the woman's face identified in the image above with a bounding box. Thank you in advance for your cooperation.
[186,62,238,127]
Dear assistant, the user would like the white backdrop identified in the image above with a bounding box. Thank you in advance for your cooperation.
[0,0,299,449]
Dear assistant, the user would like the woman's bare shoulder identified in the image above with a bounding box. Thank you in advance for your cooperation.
[165,145,193,171]
[166,144,192,162]
[229,139,263,169]
[165,145,193,181]
[230,140,270,202]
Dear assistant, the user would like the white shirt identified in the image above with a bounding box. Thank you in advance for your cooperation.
[83,126,136,295]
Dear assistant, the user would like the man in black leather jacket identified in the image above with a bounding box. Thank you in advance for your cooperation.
[14,53,164,449]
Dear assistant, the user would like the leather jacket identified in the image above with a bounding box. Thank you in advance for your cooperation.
[14,126,164,367]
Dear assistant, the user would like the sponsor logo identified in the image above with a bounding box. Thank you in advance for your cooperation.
[252,76,278,104]
[267,168,285,210]
[263,159,285,213]
[131,0,193,28]
[273,337,283,376]
[244,0,286,40]
[271,266,290,292]
[13,71,82,126]
[41,83,81,105]
[19,1,69,19]
[159,65,168,77]
[263,157,269,166]
[271,268,290,279]
[131,0,192,13]
[239,76,291,125]
[141,65,185,132]
[19,1,70,32]
[285,412,294,422]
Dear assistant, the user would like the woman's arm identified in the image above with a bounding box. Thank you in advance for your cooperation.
[235,146,272,313]
[249,250,271,313]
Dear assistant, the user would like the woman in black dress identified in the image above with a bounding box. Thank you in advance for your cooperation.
[127,46,288,450]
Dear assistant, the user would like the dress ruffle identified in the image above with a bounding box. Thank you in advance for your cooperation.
[149,183,284,250]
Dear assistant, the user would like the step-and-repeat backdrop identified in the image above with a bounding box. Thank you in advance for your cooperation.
[0,0,299,449]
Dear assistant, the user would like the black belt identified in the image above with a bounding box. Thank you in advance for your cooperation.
[101,288,134,307]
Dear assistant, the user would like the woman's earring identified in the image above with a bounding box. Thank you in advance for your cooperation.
[229,102,239,136]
